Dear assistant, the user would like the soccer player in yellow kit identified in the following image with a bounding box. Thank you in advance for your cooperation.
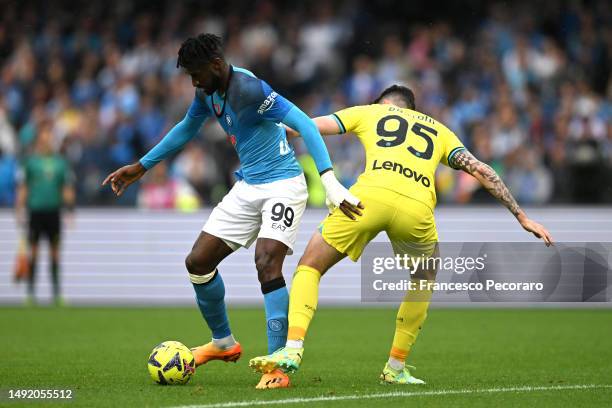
[250,85,553,384]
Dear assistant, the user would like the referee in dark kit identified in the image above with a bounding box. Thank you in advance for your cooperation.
[16,123,75,306]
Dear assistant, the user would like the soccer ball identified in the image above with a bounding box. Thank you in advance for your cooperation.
[147,341,196,385]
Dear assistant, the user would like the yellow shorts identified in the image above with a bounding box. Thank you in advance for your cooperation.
[320,184,438,262]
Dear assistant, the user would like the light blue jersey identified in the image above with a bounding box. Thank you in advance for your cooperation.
[191,67,302,183]
[140,65,332,185]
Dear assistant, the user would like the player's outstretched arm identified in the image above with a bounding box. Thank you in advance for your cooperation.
[102,162,147,196]
[284,116,342,140]
[102,113,205,196]
[450,149,554,246]
[282,107,363,219]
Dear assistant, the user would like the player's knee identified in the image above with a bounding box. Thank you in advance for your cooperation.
[255,252,281,283]
[297,253,313,268]
[185,254,196,274]
[298,255,329,277]
[185,252,215,276]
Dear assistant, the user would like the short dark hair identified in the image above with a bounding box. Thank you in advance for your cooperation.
[177,33,224,71]
[373,85,415,109]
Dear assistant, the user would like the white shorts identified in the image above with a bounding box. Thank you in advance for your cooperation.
[203,174,308,254]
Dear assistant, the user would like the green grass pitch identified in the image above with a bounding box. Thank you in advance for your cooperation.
[1,307,611,407]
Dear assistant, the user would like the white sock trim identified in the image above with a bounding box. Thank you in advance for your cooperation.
[189,269,217,285]
[212,334,236,349]
[388,356,405,371]
[286,339,303,349]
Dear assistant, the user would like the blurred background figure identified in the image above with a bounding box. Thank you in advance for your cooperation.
[137,160,201,211]
[15,123,75,306]
[137,161,179,210]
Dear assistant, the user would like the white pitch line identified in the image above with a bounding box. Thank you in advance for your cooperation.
[168,384,612,408]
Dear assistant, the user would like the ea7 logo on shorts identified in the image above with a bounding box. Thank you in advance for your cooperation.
[272,223,287,231]
[258,92,278,114]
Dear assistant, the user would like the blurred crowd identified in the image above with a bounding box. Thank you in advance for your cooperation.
[0,0,610,209]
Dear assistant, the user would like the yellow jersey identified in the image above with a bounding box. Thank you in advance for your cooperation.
[332,104,465,210]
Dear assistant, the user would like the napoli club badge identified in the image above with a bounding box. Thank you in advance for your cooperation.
[225,114,233,127]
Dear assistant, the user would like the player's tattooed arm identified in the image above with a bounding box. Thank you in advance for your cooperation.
[451,149,520,216]
[450,149,553,245]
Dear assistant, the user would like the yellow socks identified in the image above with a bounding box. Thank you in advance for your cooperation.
[287,265,322,341]
[389,282,433,364]
[285,265,432,365]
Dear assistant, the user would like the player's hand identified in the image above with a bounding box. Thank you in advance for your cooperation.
[338,199,365,220]
[102,162,147,196]
[517,213,554,246]
[320,171,364,220]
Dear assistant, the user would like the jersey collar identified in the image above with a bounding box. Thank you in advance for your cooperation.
[211,65,234,118]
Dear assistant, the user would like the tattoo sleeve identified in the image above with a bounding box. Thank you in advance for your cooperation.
[450,149,522,217]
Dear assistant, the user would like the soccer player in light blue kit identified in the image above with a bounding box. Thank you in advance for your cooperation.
[103,33,362,389]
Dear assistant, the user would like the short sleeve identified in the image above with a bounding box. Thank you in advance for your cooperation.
[439,128,466,169]
[332,105,369,134]
[187,90,212,118]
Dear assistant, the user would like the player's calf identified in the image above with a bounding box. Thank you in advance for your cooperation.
[254,245,285,283]
[255,238,291,355]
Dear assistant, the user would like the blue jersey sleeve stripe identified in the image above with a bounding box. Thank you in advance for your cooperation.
[447,147,466,169]
[331,114,346,134]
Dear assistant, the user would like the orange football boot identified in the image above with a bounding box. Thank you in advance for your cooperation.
[190,341,242,366]
[255,369,290,389]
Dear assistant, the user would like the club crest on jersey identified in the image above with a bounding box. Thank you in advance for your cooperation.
[225,114,233,127]
[229,134,237,147]
[257,92,278,114]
